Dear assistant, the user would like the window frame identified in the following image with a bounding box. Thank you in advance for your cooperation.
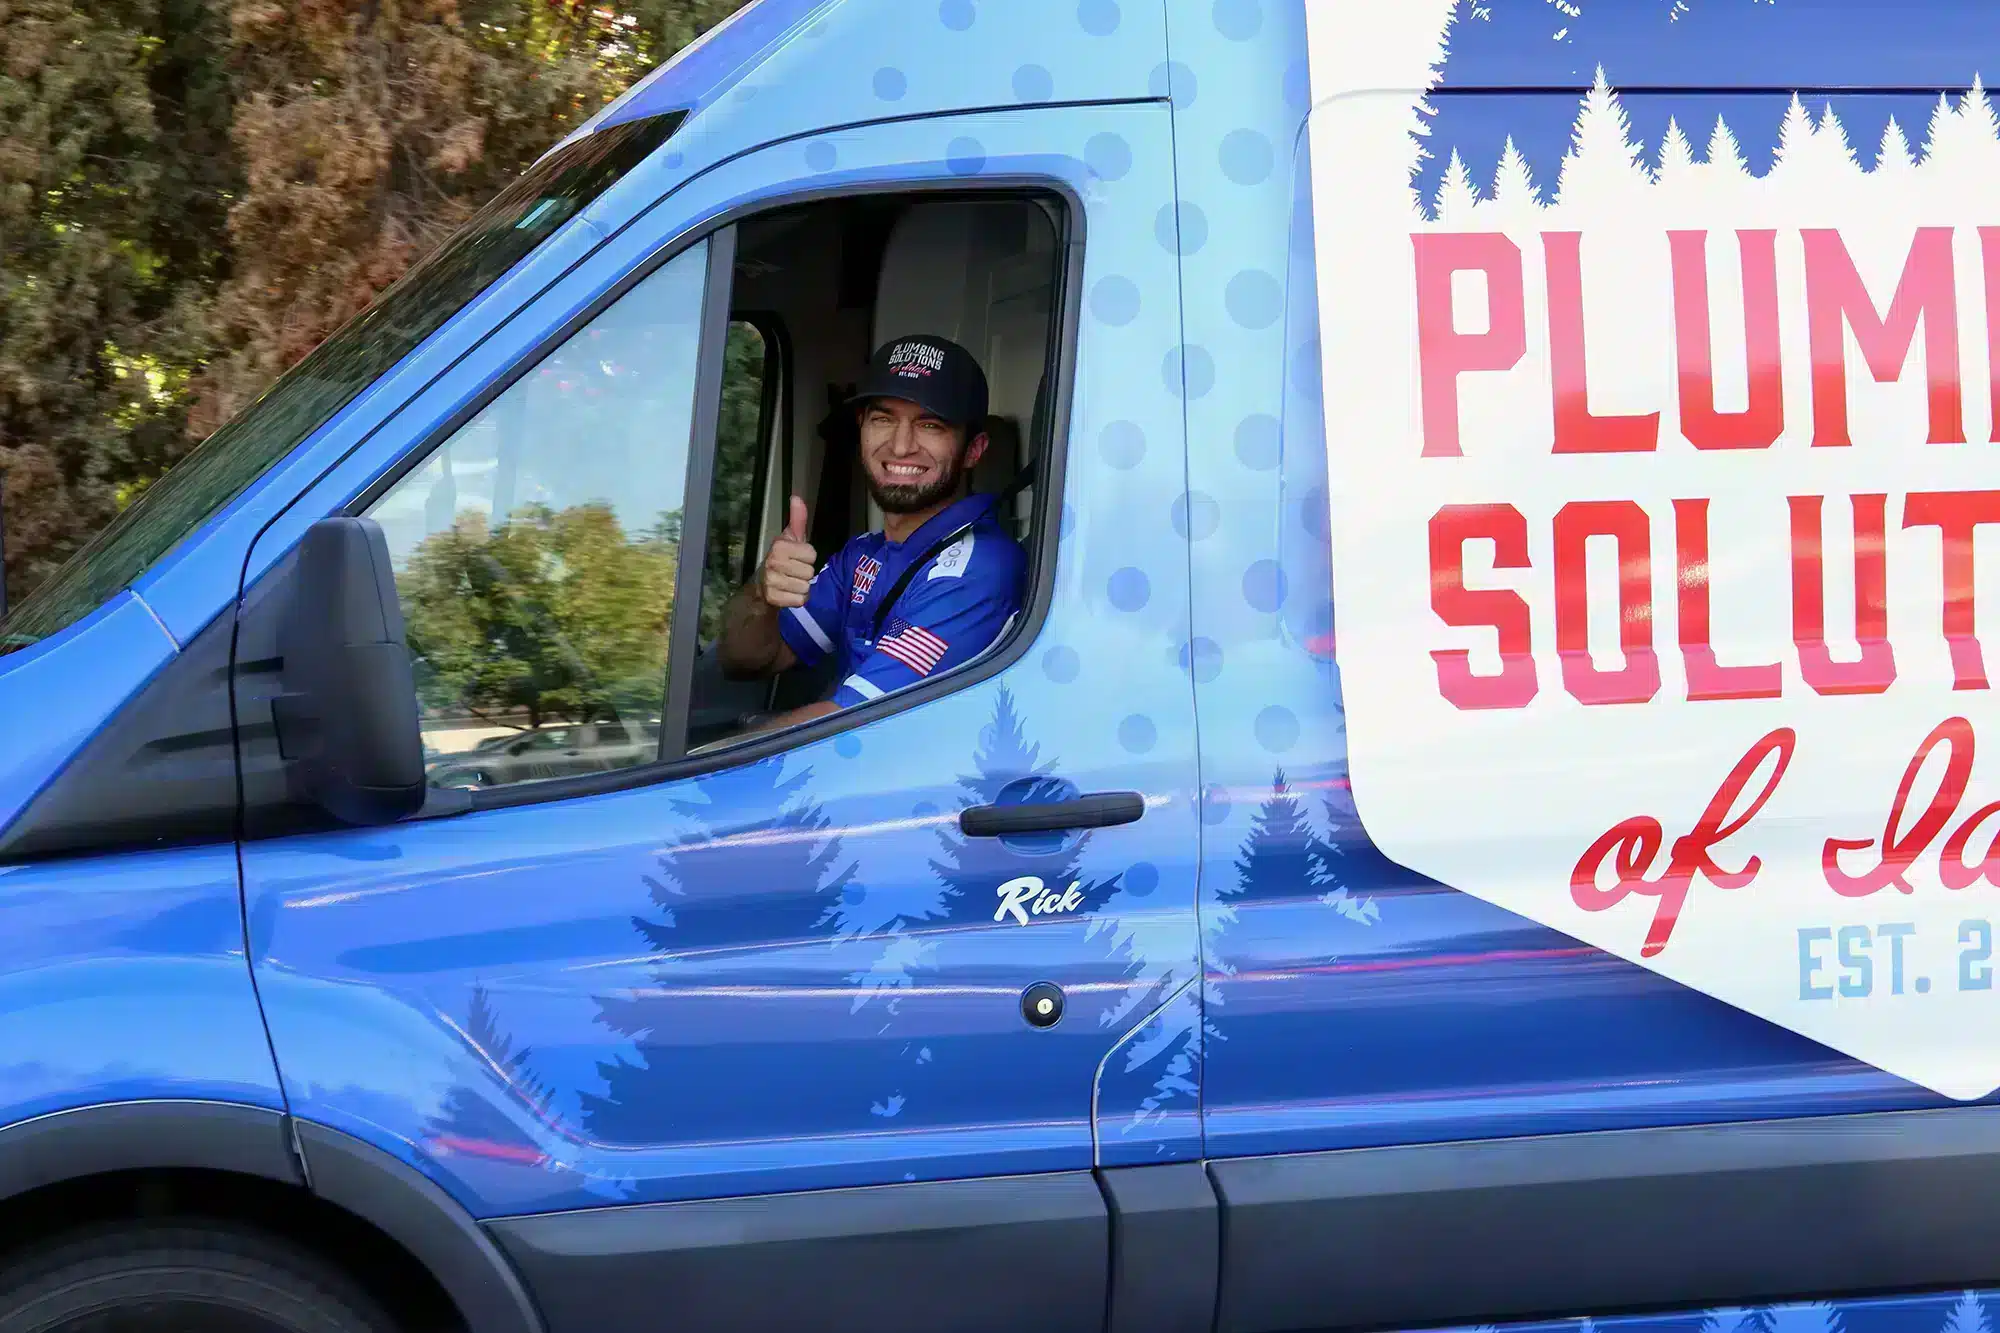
[348,178,1084,819]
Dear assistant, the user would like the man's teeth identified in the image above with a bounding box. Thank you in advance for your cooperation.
[888,464,925,476]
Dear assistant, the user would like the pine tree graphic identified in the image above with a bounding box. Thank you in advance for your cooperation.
[927,687,1076,914]
[1739,1307,1782,1333]
[1232,769,1318,901]
[1491,134,1544,211]
[1205,770,1380,1053]
[818,693,1059,1016]
[1766,1300,1844,1333]
[423,984,558,1169]
[582,754,854,1142]
[1421,54,2000,225]
[1940,1293,1989,1333]
[1312,790,1381,925]
[834,688,1126,1126]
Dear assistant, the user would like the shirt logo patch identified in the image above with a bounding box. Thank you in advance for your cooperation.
[852,555,882,603]
[927,533,975,581]
[878,621,949,675]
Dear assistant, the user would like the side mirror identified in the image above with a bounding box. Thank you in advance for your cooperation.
[270,517,426,825]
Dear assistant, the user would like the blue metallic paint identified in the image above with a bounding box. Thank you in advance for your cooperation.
[0,841,281,1121]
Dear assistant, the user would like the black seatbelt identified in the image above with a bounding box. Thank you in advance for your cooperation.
[869,519,978,640]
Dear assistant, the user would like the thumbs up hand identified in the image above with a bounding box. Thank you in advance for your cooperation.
[759,495,818,609]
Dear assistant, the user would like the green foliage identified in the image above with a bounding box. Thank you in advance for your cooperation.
[0,0,747,610]
[0,0,236,604]
[398,501,677,728]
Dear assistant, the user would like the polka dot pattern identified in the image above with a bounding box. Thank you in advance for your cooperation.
[946,137,986,175]
[1180,638,1225,684]
[1148,61,1197,108]
[1225,270,1283,329]
[1292,337,1322,397]
[1124,862,1161,896]
[1299,486,1329,539]
[1091,276,1141,327]
[873,68,908,101]
[1013,64,1055,103]
[1213,0,1263,41]
[1155,200,1209,255]
[1243,559,1287,613]
[1254,704,1299,753]
[1107,567,1151,613]
[1085,133,1133,181]
[1119,715,1158,754]
[1165,345,1215,400]
[1172,491,1221,541]
[1235,414,1280,470]
[1100,420,1146,470]
[1219,129,1274,185]
[939,0,975,31]
[805,140,837,172]
[1042,645,1081,684]
[1078,0,1120,35]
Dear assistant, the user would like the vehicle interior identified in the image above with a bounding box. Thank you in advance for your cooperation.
[682,190,1068,750]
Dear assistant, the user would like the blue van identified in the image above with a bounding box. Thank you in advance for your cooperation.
[6,1,2000,1330]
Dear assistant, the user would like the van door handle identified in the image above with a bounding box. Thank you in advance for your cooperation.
[959,792,1145,837]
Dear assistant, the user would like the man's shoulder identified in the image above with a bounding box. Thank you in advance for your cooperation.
[925,515,1025,589]
[826,531,883,573]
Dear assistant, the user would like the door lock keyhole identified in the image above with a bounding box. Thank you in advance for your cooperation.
[1021,981,1065,1029]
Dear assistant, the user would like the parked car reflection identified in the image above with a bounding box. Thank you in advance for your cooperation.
[424,719,662,789]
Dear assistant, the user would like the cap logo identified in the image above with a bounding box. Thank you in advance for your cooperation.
[888,341,946,375]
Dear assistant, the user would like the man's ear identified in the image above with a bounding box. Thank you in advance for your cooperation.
[963,430,991,469]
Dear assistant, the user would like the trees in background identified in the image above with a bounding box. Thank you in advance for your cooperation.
[0,0,744,607]
[0,0,234,599]
[398,501,678,728]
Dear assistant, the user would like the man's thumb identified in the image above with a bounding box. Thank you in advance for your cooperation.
[785,495,809,542]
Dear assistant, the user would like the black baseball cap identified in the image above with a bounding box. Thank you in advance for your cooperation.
[847,334,989,427]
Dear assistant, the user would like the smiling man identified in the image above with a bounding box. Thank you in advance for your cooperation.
[717,334,1028,733]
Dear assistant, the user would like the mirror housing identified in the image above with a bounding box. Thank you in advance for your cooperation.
[270,517,426,825]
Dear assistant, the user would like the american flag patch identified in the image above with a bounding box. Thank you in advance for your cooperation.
[877,621,949,675]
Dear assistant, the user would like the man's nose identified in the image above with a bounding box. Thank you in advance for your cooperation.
[888,423,921,454]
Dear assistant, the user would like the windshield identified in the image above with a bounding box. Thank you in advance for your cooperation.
[0,111,684,656]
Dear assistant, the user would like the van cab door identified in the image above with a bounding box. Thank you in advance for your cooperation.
[230,103,1199,1333]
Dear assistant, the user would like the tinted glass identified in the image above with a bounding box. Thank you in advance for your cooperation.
[698,320,776,644]
[375,240,710,793]
[0,112,684,656]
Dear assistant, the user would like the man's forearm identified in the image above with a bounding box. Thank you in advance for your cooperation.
[717,582,786,678]
[747,699,840,735]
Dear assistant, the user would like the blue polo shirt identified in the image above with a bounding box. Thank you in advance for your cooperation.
[778,493,1027,708]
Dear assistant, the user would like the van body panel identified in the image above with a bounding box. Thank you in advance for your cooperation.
[0,594,176,839]
[587,0,1166,157]
[0,842,281,1122]
[238,100,1202,1220]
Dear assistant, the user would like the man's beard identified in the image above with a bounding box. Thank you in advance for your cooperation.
[865,449,965,514]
